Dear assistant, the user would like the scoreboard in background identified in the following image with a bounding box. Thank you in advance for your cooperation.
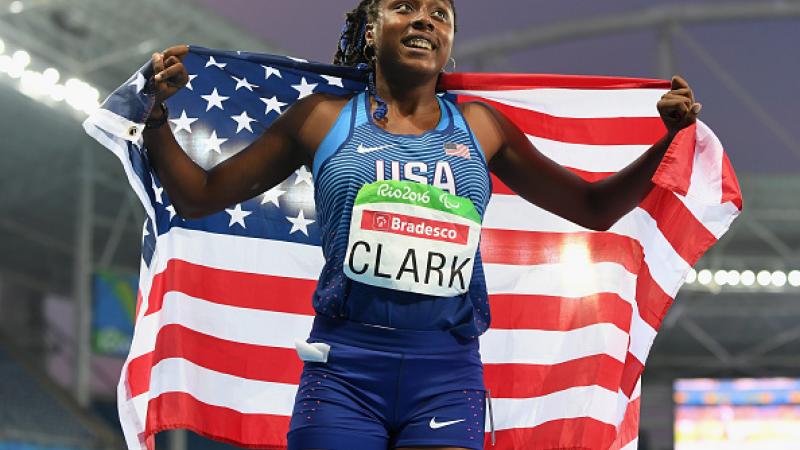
[92,270,137,356]
[675,378,800,450]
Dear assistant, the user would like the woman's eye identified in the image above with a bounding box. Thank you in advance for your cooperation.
[433,10,449,21]
[395,3,412,12]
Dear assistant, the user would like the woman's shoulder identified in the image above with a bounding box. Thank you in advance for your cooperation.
[286,91,354,116]
[278,92,358,155]
[456,99,497,121]
[455,100,505,160]
[456,100,502,136]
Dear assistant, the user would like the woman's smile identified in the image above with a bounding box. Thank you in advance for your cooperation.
[402,35,436,51]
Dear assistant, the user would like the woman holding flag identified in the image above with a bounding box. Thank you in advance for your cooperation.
[142,0,700,448]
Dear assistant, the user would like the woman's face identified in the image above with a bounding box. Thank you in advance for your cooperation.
[368,0,455,79]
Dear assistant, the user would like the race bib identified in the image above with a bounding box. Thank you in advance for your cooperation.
[343,180,482,297]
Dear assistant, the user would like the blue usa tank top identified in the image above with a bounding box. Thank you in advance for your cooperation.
[311,91,492,339]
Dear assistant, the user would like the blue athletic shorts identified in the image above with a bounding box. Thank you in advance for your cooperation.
[287,316,487,450]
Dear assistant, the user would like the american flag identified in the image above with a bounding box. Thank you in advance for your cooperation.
[83,46,742,450]
[444,142,471,159]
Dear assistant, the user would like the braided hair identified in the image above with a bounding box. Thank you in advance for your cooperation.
[333,0,457,120]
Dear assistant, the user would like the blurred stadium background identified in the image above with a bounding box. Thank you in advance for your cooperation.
[0,0,798,449]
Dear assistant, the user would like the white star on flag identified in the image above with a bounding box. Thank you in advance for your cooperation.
[129,72,147,93]
[165,205,177,220]
[201,88,229,111]
[185,74,198,91]
[142,220,150,238]
[205,130,228,154]
[152,182,164,204]
[231,75,258,91]
[261,187,286,207]
[226,204,252,228]
[205,56,227,69]
[260,96,287,115]
[321,75,344,88]
[292,77,317,99]
[170,110,199,134]
[287,209,314,236]
[262,65,282,79]
[293,166,313,186]
[231,111,257,134]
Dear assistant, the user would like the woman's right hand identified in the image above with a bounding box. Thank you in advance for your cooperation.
[151,45,190,104]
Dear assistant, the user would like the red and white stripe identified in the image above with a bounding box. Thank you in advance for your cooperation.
[94,73,741,450]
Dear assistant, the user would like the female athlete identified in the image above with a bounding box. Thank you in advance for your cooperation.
[143,1,700,449]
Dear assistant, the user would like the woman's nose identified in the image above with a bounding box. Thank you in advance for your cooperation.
[411,13,434,31]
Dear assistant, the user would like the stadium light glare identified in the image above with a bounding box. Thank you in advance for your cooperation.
[789,271,800,287]
[42,67,60,84]
[50,83,66,102]
[19,70,46,97]
[685,268,697,284]
[9,1,24,14]
[0,42,98,116]
[740,270,755,287]
[12,50,30,68]
[688,269,800,290]
[757,270,772,287]
[560,242,597,292]
[727,270,741,287]
[7,64,23,78]
[64,78,86,110]
[63,78,100,113]
[771,271,787,288]
[8,50,30,78]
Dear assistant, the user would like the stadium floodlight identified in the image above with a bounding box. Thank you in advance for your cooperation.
[788,271,800,287]
[698,269,713,285]
[757,270,772,287]
[685,268,697,284]
[771,271,787,288]
[64,78,86,109]
[64,78,100,113]
[83,86,101,113]
[0,42,98,115]
[740,270,756,286]
[9,1,24,14]
[50,83,66,102]
[713,270,729,286]
[19,70,46,97]
[11,50,30,68]
[726,270,741,287]
[8,50,30,78]
[42,68,60,84]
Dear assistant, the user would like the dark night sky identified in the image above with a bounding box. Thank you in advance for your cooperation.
[198,0,800,174]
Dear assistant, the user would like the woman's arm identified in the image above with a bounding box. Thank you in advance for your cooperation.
[467,76,701,231]
[143,46,344,219]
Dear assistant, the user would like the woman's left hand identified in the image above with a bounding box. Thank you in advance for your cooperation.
[657,75,702,136]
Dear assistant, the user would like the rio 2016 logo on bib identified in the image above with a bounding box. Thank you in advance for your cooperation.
[344,180,482,297]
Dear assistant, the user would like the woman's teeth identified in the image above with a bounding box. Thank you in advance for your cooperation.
[406,38,433,50]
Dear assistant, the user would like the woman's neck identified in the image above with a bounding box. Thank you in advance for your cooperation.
[373,66,440,119]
